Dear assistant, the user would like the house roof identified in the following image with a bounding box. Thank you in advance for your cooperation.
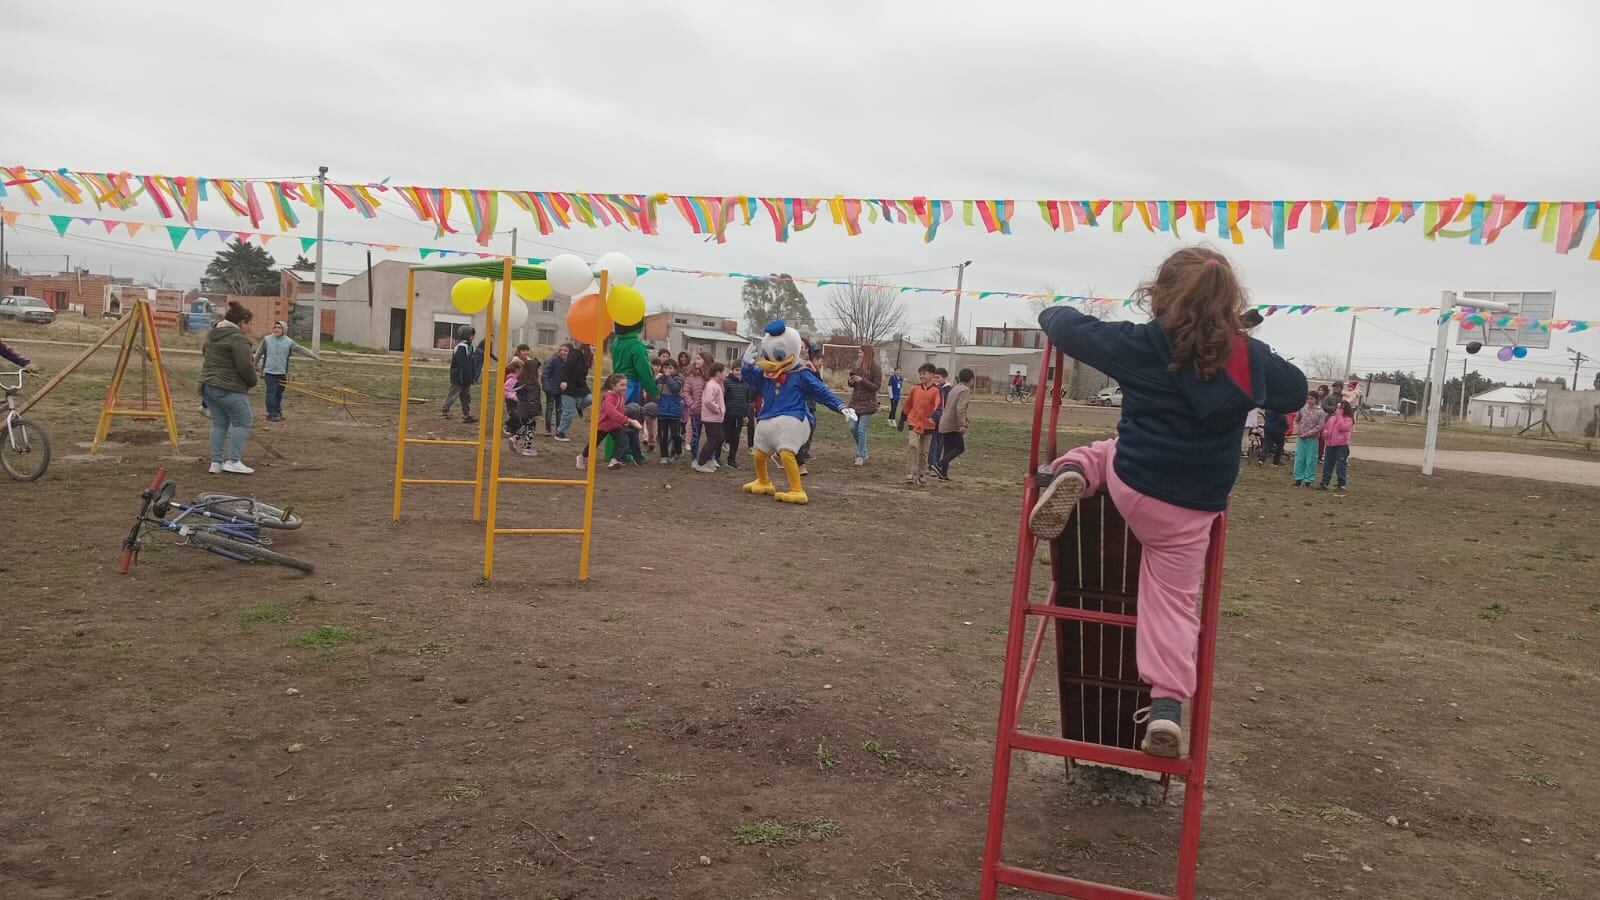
[677,326,749,343]
[1470,387,1545,404]
[410,261,546,280]
[919,344,1042,358]
[282,268,349,285]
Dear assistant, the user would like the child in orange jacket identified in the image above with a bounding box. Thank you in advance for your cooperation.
[902,363,942,486]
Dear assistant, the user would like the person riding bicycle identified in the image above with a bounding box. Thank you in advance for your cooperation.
[2,337,39,373]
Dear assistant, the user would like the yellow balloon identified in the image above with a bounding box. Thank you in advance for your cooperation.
[513,280,552,303]
[450,278,493,314]
[605,284,646,326]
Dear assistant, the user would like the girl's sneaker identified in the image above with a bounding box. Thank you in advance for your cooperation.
[606,459,624,470]
[575,454,585,470]
[519,446,538,457]
[1134,707,1182,758]
[659,457,672,465]
[1029,468,1086,540]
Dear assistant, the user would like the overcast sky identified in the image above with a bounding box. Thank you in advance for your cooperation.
[5,0,1597,385]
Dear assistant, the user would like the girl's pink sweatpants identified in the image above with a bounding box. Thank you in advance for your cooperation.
[1052,438,1219,701]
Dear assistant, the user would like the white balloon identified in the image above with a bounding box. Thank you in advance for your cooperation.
[545,254,593,297]
[593,251,637,287]
[504,294,529,330]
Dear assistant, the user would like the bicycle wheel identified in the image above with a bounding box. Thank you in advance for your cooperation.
[187,528,314,573]
[191,492,303,529]
[1,416,51,482]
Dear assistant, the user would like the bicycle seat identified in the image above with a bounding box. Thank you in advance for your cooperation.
[151,481,177,517]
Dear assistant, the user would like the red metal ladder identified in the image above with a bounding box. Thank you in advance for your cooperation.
[979,344,1226,900]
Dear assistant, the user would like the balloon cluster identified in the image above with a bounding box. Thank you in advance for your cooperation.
[1461,338,1527,362]
[447,251,648,345]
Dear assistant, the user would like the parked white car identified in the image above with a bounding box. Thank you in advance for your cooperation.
[1368,403,1401,417]
[0,295,56,325]
[1093,386,1123,407]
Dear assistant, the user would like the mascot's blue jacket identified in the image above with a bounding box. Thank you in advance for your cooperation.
[742,362,845,426]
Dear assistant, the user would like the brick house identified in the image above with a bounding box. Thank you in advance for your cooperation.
[8,270,132,318]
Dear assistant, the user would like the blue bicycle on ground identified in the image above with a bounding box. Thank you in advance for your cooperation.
[120,468,313,573]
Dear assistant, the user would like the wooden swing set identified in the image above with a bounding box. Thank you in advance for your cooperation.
[18,299,179,452]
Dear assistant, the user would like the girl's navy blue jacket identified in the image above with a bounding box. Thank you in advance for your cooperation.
[1040,306,1306,511]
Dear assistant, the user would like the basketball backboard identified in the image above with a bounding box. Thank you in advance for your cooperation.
[1456,290,1555,350]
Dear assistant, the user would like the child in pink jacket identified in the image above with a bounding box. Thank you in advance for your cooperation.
[1319,400,1354,492]
[692,363,727,472]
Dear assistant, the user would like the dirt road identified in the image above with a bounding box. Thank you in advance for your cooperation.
[1352,446,1600,487]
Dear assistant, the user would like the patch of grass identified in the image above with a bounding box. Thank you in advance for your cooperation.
[1587,602,1600,614]
[1365,594,1406,605]
[1315,804,1366,825]
[1358,673,1385,684]
[240,591,318,630]
[934,641,958,655]
[601,611,625,623]
[1511,770,1561,788]
[634,771,690,786]
[1221,601,1252,618]
[373,643,397,655]
[1110,834,1156,857]
[732,817,841,846]
[1056,838,1106,861]
[782,646,825,659]
[815,743,839,770]
[470,575,489,587]
[987,624,1006,635]
[863,739,898,763]
[1510,748,1548,765]
[623,716,648,730]
[949,716,972,732]
[1503,861,1563,891]
[291,625,368,649]
[417,641,450,656]
[1478,603,1508,621]
[1270,801,1304,817]
[442,782,482,801]
[961,564,981,575]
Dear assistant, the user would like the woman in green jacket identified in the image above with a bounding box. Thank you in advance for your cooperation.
[201,302,259,474]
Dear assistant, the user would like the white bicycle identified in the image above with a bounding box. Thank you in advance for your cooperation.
[1,369,51,481]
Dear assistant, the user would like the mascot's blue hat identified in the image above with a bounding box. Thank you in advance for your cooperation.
[765,319,787,336]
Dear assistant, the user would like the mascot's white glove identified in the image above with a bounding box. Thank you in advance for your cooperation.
[841,408,859,424]
[741,342,759,368]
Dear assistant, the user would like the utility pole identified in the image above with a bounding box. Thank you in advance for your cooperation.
[310,165,328,353]
[1341,316,1357,383]
[0,214,7,298]
[894,332,904,369]
[1422,346,1435,421]
[510,228,524,347]
[1568,347,1590,390]
[946,260,971,376]
[1458,356,1468,421]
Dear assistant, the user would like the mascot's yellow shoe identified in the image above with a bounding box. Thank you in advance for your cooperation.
[743,450,777,496]
[774,450,808,504]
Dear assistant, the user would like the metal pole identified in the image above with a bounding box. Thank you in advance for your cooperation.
[510,228,525,348]
[1421,291,1453,476]
[1458,356,1468,421]
[310,165,328,352]
[946,261,970,375]
[1341,316,1356,383]
[0,216,6,297]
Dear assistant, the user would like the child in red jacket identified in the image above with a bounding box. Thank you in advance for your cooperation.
[577,374,643,470]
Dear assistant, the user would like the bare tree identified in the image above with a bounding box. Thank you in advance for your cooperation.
[823,277,907,344]
[1302,350,1346,383]
[924,315,969,346]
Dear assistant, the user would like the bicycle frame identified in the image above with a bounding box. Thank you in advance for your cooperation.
[120,469,273,573]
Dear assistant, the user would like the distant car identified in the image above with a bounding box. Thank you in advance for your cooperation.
[1092,386,1123,407]
[0,295,56,325]
[1369,403,1401,417]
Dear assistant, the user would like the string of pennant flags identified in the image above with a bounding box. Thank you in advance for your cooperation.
[2,164,1597,259]
[3,207,1594,334]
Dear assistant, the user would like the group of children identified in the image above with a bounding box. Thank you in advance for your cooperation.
[897,363,975,484]
[1243,380,1358,491]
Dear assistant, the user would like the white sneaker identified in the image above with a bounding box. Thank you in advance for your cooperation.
[659,457,672,465]
[575,454,585,470]
[606,459,624,470]
[1029,469,1086,541]
[222,460,254,475]
[208,462,223,475]
[692,461,714,473]
[854,457,865,467]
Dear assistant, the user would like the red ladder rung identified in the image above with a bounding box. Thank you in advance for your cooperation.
[992,863,1174,900]
[1023,603,1138,628]
[1009,731,1192,777]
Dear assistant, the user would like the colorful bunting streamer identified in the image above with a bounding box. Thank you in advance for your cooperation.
[7,206,1598,333]
[2,165,1595,258]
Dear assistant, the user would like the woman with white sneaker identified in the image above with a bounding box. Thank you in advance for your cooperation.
[200,301,258,475]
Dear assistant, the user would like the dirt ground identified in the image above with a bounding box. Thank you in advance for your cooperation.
[3,340,1598,899]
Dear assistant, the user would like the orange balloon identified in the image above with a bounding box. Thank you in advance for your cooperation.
[566,292,613,345]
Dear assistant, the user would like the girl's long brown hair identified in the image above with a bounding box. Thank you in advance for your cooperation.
[1134,246,1246,380]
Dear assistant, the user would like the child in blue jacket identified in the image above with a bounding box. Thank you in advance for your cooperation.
[1029,247,1306,758]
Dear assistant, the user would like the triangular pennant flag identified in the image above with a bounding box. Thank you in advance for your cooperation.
[167,225,188,249]
[419,248,436,259]
[194,228,210,240]
[126,222,143,237]
[103,220,120,234]
[49,214,73,236]
[301,237,317,253]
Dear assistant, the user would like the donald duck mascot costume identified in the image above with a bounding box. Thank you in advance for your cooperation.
[741,320,856,505]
